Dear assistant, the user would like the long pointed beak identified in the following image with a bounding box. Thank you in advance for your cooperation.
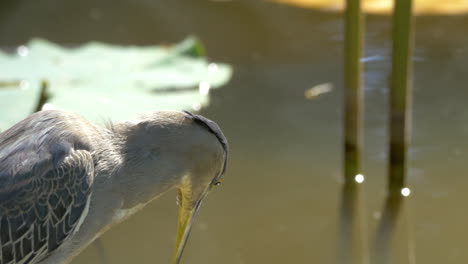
[171,191,206,264]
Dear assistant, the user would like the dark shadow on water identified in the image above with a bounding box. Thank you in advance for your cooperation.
[93,238,111,264]
[372,194,416,264]
[373,193,401,264]
[338,181,369,264]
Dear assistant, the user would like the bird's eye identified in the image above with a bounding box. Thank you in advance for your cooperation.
[213,177,224,186]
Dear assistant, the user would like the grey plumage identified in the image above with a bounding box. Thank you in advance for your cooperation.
[0,112,97,264]
[0,151,93,264]
[182,111,228,184]
[0,110,228,264]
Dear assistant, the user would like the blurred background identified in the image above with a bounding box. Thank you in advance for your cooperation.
[1,0,468,263]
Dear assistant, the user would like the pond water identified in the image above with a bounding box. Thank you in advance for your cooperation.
[1,1,468,263]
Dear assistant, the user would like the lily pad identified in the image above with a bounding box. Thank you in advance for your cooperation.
[0,37,232,130]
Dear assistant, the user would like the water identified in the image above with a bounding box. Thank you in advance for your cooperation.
[2,1,468,263]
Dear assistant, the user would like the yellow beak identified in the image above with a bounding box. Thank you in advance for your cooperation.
[171,191,205,264]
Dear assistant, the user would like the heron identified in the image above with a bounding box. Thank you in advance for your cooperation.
[0,109,228,264]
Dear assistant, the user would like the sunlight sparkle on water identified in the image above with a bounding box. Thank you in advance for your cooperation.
[17,45,29,57]
[42,103,55,110]
[373,211,382,220]
[199,81,211,95]
[354,174,364,184]
[208,63,219,73]
[401,187,411,197]
[192,102,202,111]
[19,80,29,90]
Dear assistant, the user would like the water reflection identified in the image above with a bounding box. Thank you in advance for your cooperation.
[16,45,29,57]
[372,194,416,264]
[338,181,369,264]
[355,173,365,184]
[199,81,211,95]
[401,187,411,197]
[339,182,415,264]
[208,63,219,73]
[93,239,110,264]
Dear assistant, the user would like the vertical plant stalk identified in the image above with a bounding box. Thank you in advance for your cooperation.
[34,80,51,112]
[344,0,364,182]
[339,1,369,264]
[389,0,413,194]
[373,1,414,263]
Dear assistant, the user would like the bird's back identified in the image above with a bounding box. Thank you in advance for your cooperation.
[0,110,98,264]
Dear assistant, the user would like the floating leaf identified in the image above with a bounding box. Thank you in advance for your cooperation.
[0,37,232,129]
[0,81,42,131]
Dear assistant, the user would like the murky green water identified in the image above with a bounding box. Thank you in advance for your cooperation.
[2,1,468,263]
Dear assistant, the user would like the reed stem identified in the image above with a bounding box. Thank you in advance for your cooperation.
[344,0,364,182]
[389,0,413,194]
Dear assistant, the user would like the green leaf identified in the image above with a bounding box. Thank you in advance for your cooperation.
[0,37,232,130]
[0,81,42,131]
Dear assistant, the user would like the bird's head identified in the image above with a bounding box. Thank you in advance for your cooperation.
[111,110,228,264]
